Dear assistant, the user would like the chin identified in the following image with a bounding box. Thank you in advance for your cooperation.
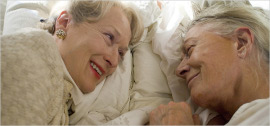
[81,85,96,94]
[191,91,209,108]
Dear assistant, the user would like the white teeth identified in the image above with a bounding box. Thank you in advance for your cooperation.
[90,62,102,76]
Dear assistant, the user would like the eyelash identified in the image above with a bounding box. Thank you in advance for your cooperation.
[104,32,125,61]
[105,33,114,41]
[186,45,194,57]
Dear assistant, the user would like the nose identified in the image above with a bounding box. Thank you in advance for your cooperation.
[104,49,118,68]
[175,59,190,79]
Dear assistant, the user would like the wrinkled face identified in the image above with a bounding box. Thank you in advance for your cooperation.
[175,25,241,108]
[58,7,131,93]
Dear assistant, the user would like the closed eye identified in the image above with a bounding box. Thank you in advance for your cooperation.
[104,33,114,41]
[186,45,195,57]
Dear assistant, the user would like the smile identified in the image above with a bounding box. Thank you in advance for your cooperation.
[90,61,103,76]
[187,73,199,89]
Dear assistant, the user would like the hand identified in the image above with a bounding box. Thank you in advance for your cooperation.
[149,101,201,125]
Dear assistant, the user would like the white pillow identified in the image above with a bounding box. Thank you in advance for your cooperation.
[152,1,190,103]
[128,1,172,111]
[130,39,173,110]
[2,0,57,35]
[152,1,218,124]
[0,0,7,35]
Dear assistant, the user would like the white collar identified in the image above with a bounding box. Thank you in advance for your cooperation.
[62,59,105,106]
[61,59,84,106]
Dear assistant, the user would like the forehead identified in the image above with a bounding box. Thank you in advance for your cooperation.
[180,25,205,51]
[184,24,209,42]
[99,7,131,40]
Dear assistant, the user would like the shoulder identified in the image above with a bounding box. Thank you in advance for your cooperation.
[1,27,62,65]
[1,28,56,52]
[1,28,67,125]
[1,27,65,85]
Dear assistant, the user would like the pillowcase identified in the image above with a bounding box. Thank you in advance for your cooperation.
[0,0,7,35]
[2,0,58,35]
[130,36,173,110]
[129,1,173,111]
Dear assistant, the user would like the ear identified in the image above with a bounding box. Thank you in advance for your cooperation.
[55,11,71,32]
[234,27,254,58]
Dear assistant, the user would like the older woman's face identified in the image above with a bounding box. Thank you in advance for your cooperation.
[175,25,241,108]
[58,7,131,93]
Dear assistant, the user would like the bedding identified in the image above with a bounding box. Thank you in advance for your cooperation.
[0,0,7,35]
[151,1,218,124]
[2,0,57,35]
[3,0,267,125]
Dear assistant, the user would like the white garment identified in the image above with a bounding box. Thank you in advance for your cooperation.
[226,98,270,125]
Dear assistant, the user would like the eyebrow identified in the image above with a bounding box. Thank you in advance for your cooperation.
[180,38,191,53]
[180,37,198,53]
[104,25,121,37]
[104,25,130,51]
[109,25,130,50]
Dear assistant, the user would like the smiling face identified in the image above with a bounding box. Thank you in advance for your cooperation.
[175,24,242,108]
[55,7,131,93]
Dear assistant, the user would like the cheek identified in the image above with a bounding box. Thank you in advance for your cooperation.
[107,67,117,76]
[192,55,239,106]
[87,38,107,53]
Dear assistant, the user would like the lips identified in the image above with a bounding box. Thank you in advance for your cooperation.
[187,73,199,89]
[89,61,105,79]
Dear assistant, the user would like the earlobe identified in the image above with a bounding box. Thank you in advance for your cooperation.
[238,45,247,58]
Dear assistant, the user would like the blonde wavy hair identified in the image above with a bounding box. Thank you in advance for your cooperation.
[39,0,144,45]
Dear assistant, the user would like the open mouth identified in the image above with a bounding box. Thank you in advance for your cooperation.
[90,61,103,77]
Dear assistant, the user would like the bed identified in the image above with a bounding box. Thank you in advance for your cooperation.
[1,0,268,125]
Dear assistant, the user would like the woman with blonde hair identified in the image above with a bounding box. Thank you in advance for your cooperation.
[149,2,269,125]
[1,0,143,125]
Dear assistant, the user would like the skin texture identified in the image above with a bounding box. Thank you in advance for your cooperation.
[177,25,241,109]
[54,7,131,93]
[149,24,269,125]
[149,101,200,125]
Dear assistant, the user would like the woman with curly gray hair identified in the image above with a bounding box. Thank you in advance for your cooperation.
[149,2,269,125]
